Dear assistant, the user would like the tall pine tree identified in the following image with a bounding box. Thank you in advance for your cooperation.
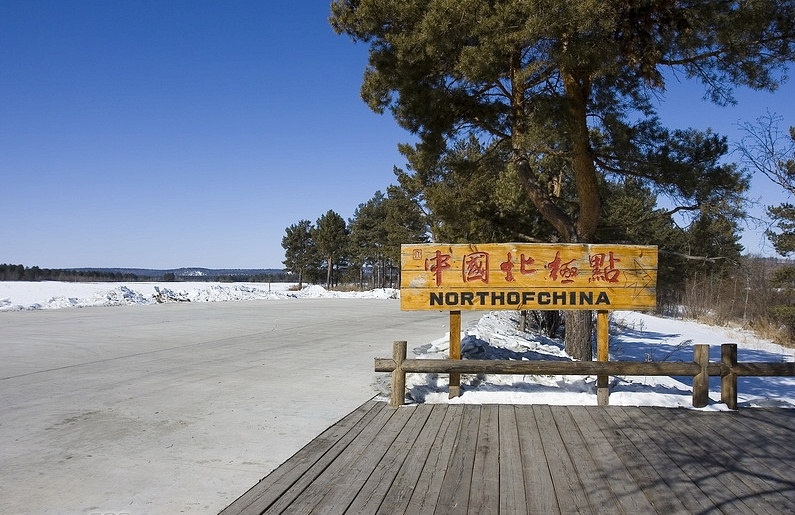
[331,0,795,359]
[314,210,349,288]
[281,220,318,289]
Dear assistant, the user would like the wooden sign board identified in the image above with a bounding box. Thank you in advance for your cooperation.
[401,243,657,311]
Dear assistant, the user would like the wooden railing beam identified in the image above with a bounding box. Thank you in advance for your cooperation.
[375,342,794,408]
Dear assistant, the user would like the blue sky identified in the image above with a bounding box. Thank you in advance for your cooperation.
[1,1,793,269]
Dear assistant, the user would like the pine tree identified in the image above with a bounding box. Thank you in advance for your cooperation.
[396,136,555,244]
[348,192,389,288]
[314,210,349,288]
[331,0,794,360]
[383,185,429,285]
[281,220,318,289]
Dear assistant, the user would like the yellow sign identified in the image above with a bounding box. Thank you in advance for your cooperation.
[400,243,657,311]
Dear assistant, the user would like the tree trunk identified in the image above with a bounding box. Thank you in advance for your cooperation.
[326,256,333,289]
[509,54,599,361]
[562,70,601,241]
[565,310,593,361]
[561,70,599,361]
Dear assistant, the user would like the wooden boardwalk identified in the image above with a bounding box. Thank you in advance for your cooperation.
[221,400,795,514]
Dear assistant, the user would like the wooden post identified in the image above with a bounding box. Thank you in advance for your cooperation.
[390,341,407,406]
[692,344,709,408]
[721,343,738,410]
[596,310,610,406]
[449,310,461,398]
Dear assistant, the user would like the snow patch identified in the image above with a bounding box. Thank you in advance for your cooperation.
[403,310,794,409]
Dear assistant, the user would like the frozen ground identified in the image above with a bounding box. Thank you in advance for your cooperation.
[0,281,793,514]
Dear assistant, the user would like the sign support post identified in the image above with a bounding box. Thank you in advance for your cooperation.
[596,310,610,406]
[449,310,461,398]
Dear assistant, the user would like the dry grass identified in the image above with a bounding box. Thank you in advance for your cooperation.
[686,313,795,349]
[748,317,795,348]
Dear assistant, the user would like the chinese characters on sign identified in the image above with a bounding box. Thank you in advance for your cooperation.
[589,251,621,283]
[402,243,657,311]
[425,249,624,286]
[424,250,451,286]
[499,252,537,282]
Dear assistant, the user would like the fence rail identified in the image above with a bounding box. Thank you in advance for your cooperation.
[375,341,795,408]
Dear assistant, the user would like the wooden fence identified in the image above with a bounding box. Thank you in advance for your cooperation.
[375,341,795,409]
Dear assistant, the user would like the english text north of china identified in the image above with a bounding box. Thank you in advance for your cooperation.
[429,290,610,307]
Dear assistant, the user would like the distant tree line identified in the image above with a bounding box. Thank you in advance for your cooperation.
[0,264,142,282]
[214,272,295,283]
[0,264,295,283]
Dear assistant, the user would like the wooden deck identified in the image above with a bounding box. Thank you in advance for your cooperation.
[221,400,795,514]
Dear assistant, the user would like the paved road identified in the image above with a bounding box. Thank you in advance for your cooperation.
[0,299,475,514]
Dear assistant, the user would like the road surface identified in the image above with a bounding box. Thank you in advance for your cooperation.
[0,298,475,514]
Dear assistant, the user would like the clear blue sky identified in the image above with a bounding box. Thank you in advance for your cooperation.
[1,1,793,269]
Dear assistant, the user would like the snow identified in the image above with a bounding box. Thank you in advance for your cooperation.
[1,281,791,410]
[405,309,795,409]
[0,281,399,311]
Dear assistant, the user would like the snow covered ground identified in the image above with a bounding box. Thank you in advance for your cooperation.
[0,281,396,311]
[408,310,795,409]
[1,281,792,410]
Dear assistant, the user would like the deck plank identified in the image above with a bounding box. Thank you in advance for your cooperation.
[583,407,691,514]
[264,401,403,514]
[376,404,448,513]
[468,405,500,515]
[434,405,480,514]
[222,402,795,515]
[282,408,414,514]
[532,404,593,514]
[514,404,560,514]
[724,409,795,472]
[347,404,435,513]
[496,405,526,514]
[622,406,756,513]
[550,405,621,512]
[650,407,793,513]
[402,404,464,514]
[713,410,795,500]
[566,406,657,513]
[651,408,781,515]
[597,406,728,514]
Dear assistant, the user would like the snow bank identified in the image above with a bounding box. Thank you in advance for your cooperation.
[0,281,398,311]
[404,310,795,409]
